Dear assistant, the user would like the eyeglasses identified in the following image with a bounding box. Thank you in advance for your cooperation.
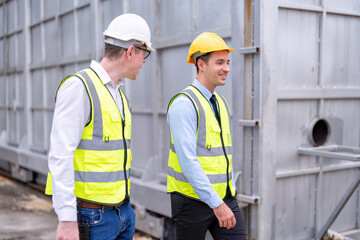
[134,46,151,59]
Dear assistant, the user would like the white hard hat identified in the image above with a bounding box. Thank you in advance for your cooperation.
[103,13,155,52]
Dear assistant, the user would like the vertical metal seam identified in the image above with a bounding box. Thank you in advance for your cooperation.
[74,0,79,72]
[251,0,261,239]
[25,0,33,150]
[151,0,161,166]
[315,0,327,235]
[14,0,20,144]
[4,1,9,143]
[41,0,48,151]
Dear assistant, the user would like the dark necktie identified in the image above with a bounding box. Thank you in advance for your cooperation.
[210,94,221,125]
[210,95,231,197]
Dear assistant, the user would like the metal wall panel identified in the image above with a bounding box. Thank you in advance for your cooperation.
[78,7,93,55]
[0,1,359,239]
[197,0,231,30]
[31,26,41,64]
[31,69,45,151]
[276,101,319,171]
[320,169,359,232]
[0,5,3,36]
[278,10,320,88]
[30,0,40,24]
[44,20,58,61]
[0,38,3,69]
[102,0,123,29]
[275,0,360,239]
[324,14,360,87]
[0,0,26,147]
[131,114,156,169]
[159,0,192,37]
[327,0,360,12]
[161,46,193,109]
[323,99,360,154]
[0,75,5,132]
[279,0,321,6]
[61,13,75,58]
[276,175,317,239]
[44,0,57,18]
[61,0,74,13]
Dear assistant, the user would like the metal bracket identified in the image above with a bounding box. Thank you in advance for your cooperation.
[236,194,260,206]
[239,46,260,54]
[298,145,360,161]
[238,119,260,128]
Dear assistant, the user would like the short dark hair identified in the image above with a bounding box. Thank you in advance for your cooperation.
[195,52,212,73]
[104,41,143,60]
[104,43,127,60]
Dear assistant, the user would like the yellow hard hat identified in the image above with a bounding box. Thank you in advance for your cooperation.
[187,32,235,64]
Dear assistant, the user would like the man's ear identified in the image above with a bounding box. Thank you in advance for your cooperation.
[197,59,206,72]
[125,45,134,59]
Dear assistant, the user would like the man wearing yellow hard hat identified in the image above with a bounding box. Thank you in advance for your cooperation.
[167,32,246,239]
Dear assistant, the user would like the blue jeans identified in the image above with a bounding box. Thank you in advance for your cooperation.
[78,202,135,240]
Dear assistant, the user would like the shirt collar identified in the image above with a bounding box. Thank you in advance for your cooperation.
[192,78,214,101]
[90,60,124,89]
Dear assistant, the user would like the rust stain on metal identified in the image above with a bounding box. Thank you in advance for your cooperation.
[245,0,253,47]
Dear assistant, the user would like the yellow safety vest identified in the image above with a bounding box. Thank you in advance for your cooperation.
[45,68,132,205]
[167,85,236,200]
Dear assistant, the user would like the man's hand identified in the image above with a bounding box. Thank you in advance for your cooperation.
[213,202,236,229]
[56,221,79,240]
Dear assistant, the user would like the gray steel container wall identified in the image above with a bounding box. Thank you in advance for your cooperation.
[0,0,26,147]
[28,0,94,154]
[1,0,360,240]
[274,0,360,239]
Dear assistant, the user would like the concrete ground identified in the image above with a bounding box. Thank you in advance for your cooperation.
[0,174,57,240]
[0,174,153,240]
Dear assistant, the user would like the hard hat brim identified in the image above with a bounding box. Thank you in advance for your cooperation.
[187,48,236,64]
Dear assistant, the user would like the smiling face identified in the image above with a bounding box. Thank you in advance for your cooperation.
[198,50,230,92]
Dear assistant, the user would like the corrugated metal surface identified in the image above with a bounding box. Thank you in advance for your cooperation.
[0,0,359,239]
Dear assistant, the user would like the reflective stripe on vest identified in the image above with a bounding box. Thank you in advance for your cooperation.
[45,68,132,205]
[167,166,232,184]
[76,71,131,150]
[167,85,235,200]
[75,169,131,182]
[170,142,232,157]
[182,88,232,157]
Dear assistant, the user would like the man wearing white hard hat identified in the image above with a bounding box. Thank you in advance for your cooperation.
[45,13,155,240]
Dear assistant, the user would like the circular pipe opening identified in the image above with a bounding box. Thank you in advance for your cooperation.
[308,118,331,146]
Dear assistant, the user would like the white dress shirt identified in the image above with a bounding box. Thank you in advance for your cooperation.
[48,60,124,221]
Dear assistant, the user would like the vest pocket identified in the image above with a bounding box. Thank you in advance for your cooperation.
[211,123,221,133]
[83,151,119,194]
[84,151,118,164]
[109,111,120,122]
[85,182,117,195]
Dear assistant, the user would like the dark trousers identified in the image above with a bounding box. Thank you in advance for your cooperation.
[171,193,246,240]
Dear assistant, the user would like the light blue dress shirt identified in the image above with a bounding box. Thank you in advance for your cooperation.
[167,79,235,209]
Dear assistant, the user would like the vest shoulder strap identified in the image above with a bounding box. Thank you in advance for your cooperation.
[168,85,200,130]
